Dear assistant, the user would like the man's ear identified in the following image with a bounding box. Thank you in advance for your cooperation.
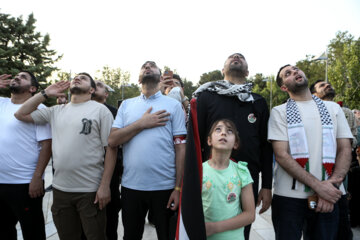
[280,85,288,92]
[29,86,37,95]
[90,87,95,94]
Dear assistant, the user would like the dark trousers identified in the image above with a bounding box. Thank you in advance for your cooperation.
[244,172,259,240]
[272,194,339,240]
[52,188,107,240]
[337,194,353,240]
[0,183,45,240]
[121,186,174,240]
[106,158,122,240]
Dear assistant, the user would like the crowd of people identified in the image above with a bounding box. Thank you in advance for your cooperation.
[0,53,359,240]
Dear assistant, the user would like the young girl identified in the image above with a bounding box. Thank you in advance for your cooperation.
[202,119,255,240]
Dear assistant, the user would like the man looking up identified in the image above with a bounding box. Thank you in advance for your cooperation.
[194,53,273,239]
[268,65,352,239]
[108,61,186,240]
[0,72,52,240]
[15,73,117,240]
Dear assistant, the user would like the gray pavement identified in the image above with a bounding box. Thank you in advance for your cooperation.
[16,164,360,240]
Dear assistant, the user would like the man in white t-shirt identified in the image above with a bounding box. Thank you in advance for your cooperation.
[0,72,52,240]
[15,73,117,240]
[268,65,352,240]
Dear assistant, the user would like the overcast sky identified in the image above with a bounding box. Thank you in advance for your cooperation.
[2,0,360,84]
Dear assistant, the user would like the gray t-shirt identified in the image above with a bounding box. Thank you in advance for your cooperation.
[31,100,113,192]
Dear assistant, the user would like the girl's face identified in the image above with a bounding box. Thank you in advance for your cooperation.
[208,121,238,151]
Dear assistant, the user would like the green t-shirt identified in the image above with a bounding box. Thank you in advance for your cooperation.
[202,160,253,240]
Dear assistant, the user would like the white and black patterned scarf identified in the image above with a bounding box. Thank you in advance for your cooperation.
[286,95,336,191]
[193,80,254,102]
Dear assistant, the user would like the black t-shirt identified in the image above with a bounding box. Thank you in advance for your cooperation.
[196,91,273,189]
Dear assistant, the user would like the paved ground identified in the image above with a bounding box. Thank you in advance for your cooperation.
[16,164,360,240]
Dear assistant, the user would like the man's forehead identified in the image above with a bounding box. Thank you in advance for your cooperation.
[95,80,105,86]
[18,72,31,78]
[280,65,296,75]
[228,53,245,59]
[142,61,157,68]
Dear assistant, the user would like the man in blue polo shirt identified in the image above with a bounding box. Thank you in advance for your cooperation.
[108,61,186,240]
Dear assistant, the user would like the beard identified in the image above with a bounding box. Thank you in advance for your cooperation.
[286,76,309,93]
[322,88,336,100]
[9,85,31,94]
[226,64,248,78]
[92,93,106,102]
[139,73,161,85]
[70,86,89,95]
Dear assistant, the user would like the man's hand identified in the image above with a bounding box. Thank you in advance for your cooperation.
[257,188,272,214]
[139,107,170,129]
[0,74,11,88]
[205,222,217,237]
[45,80,70,98]
[29,176,44,198]
[316,197,334,213]
[94,184,111,210]
[166,189,180,211]
[160,77,174,94]
[313,180,342,203]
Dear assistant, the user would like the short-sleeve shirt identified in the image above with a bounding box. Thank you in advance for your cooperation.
[202,160,253,240]
[112,91,186,191]
[0,97,52,183]
[31,100,113,192]
[268,100,353,199]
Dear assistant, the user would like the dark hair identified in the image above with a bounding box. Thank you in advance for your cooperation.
[21,71,39,93]
[77,72,96,91]
[172,74,184,88]
[208,119,241,150]
[141,61,162,75]
[309,80,324,94]
[276,64,290,87]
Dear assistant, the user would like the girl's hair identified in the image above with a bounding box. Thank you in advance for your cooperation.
[208,119,241,150]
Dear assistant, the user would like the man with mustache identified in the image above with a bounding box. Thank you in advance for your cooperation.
[268,65,352,239]
[15,73,116,240]
[0,72,52,240]
[108,61,186,240]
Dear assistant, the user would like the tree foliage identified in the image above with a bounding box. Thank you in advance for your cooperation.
[183,78,197,99]
[250,74,288,109]
[95,65,139,107]
[295,56,327,85]
[0,12,61,96]
[327,31,360,109]
[198,70,222,86]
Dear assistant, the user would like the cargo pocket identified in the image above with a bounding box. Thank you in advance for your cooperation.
[79,194,107,240]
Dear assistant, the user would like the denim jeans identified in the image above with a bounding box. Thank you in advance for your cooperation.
[272,194,339,240]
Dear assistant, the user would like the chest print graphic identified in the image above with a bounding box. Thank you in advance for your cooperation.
[80,118,92,135]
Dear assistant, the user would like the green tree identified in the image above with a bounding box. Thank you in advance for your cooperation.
[295,55,327,85]
[251,74,288,109]
[0,12,61,96]
[95,66,139,107]
[327,31,360,109]
[183,78,197,99]
[198,70,222,86]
